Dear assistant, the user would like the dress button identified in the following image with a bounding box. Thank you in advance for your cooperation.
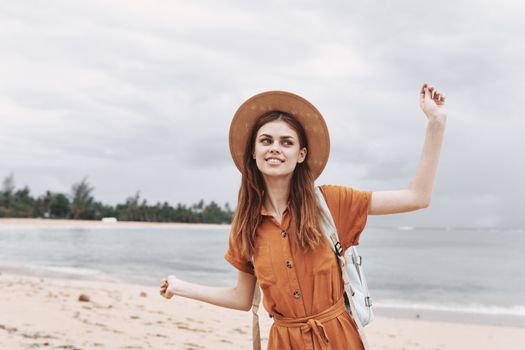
[293,290,301,299]
[281,231,287,238]
[286,261,293,268]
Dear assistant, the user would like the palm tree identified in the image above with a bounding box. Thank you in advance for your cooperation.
[1,173,15,207]
[70,177,95,219]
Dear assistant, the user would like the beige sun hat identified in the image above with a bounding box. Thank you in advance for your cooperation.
[228,90,330,180]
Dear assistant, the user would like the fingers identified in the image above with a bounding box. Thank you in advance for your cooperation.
[432,88,446,103]
[428,85,436,99]
[420,83,433,101]
[420,83,446,103]
[159,278,168,296]
[420,82,428,96]
[420,83,436,97]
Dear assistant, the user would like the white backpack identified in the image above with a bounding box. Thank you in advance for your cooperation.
[315,186,373,348]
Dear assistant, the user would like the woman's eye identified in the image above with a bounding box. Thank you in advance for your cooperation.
[283,140,293,146]
[261,139,271,145]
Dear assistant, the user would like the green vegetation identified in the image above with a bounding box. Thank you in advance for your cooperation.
[0,174,234,224]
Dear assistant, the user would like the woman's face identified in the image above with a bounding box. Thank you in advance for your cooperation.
[253,120,307,180]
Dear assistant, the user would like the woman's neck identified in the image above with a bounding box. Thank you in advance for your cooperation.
[263,176,291,219]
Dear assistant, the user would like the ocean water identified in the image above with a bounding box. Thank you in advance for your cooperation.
[1,225,524,326]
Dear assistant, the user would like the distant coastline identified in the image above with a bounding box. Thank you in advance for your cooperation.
[1,218,522,232]
[0,218,230,229]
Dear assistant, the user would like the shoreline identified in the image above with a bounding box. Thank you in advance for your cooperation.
[0,218,230,229]
[1,272,524,350]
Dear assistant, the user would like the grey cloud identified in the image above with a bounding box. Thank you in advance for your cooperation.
[1,0,523,227]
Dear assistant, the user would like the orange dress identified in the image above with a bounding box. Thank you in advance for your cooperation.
[225,185,372,350]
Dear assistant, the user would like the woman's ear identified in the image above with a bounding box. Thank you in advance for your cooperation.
[298,147,307,163]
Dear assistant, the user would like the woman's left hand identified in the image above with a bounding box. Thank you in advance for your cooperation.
[419,83,447,122]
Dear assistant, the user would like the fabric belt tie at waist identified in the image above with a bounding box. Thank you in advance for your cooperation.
[273,298,347,350]
[303,319,330,347]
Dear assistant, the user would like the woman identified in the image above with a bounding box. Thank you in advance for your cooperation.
[160,84,447,349]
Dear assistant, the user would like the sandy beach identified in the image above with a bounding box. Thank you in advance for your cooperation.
[0,272,523,350]
[1,219,525,349]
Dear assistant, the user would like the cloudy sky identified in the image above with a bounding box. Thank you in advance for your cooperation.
[1,1,523,228]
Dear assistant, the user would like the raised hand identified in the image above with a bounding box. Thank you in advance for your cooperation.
[419,83,447,122]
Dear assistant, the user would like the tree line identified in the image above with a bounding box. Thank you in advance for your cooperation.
[0,174,234,224]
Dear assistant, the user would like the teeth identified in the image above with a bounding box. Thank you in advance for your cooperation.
[266,158,282,164]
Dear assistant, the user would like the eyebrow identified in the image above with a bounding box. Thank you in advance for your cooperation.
[258,134,295,140]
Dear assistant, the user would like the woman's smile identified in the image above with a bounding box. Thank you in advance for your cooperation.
[266,157,285,165]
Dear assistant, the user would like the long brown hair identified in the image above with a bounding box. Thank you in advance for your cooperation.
[230,111,328,261]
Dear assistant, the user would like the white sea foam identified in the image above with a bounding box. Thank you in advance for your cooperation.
[375,300,525,316]
[30,265,102,276]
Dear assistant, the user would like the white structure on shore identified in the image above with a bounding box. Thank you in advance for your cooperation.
[101,217,118,223]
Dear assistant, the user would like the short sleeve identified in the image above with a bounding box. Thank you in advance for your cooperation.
[224,230,255,275]
[319,185,372,251]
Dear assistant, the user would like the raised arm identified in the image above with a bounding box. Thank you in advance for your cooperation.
[160,270,256,311]
[369,83,447,215]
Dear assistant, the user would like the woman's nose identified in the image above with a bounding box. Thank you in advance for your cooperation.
[269,141,281,152]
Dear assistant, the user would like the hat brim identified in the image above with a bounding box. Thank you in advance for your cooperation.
[229,91,330,180]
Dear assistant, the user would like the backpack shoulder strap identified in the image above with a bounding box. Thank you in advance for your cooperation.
[251,257,262,350]
[314,186,343,256]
